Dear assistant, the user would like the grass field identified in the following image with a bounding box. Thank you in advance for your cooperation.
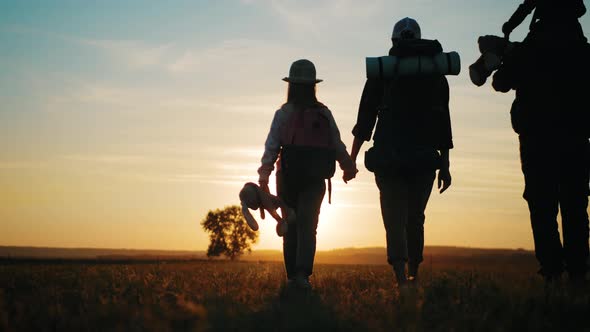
[1,259,589,332]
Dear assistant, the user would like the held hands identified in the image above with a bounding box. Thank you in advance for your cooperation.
[343,166,358,184]
[345,143,362,184]
[437,167,452,194]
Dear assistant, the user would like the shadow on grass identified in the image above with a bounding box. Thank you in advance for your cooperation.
[3,262,589,332]
[206,283,362,331]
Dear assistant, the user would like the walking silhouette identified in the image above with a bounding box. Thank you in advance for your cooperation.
[350,17,457,289]
[489,0,590,285]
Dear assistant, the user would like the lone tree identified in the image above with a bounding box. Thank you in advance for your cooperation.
[201,205,258,260]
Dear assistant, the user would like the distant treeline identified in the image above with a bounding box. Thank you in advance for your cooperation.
[0,246,205,259]
[241,247,536,271]
[0,245,536,269]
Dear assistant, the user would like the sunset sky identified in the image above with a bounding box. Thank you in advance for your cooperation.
[1,0,589,252]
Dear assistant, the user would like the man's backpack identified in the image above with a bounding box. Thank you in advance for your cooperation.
[367,41,449,174]
[279,103,336,180]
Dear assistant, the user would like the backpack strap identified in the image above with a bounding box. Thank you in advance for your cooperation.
[327,178,332,204]
[380,80,394,113]
[283,104,307,145]
[380,58,399,111]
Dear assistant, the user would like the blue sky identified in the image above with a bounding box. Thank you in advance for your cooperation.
[1,0,589,251]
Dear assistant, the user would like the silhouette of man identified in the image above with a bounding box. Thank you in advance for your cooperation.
[350,17,453,287]
[501,0,586,41]
[493,1,590,284]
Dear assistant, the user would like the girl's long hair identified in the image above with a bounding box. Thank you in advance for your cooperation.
[286,83,318,109]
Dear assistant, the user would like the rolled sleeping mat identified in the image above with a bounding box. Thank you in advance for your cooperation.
[366,51,461,80]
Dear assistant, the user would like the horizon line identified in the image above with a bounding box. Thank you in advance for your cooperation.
[0,244,534,252]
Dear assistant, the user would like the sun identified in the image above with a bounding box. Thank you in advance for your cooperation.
[251,185,344,251]
[315,198,347,250]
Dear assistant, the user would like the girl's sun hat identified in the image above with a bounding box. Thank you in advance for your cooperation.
[282,59,323,84]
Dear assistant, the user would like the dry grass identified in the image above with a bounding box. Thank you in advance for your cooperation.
[0,260,589,331]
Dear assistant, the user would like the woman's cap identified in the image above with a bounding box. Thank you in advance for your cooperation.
[282,59,323,84]
[392,17,421,40]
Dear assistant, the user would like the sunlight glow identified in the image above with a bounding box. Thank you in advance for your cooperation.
[2,1,589,252]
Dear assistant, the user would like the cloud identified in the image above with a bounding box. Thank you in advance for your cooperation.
[0,161,50,170]
[167,39,302,74]
[267,0,319,36]
[3,23,322,92]
[3,24,173,70]
[45,82,188,115]
[242,0,385,37]
[219,147,262,159]
[62,154,151,164]
[54,84,151,108]
[47,80,283,116]
[9,24,303,82]
[115,172,252,186]
[30,154,250,187]
[78,39,173,68]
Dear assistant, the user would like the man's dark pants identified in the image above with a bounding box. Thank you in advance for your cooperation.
[375,169,436,270]
[277,171,326,278]
[519,135,590,278]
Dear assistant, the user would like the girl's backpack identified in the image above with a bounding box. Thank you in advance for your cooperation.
[279,103,336,180]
